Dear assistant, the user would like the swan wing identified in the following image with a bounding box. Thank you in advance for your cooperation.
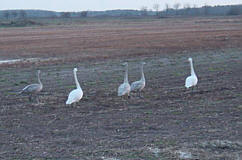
[185,76,198,88]
[118,83,131,96]
[21,84,42,93]
[66,89,83,104]
[131,80,145,91]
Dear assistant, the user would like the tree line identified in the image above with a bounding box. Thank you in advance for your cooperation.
[0,4,241,19]
[2,10,27,19]
[148,3,242,17]
[0,10,88,19]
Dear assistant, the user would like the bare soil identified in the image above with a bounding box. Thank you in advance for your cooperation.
[0,16,242,159]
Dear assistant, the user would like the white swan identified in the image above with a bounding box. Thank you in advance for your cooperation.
[66,68,83,105]
[185,58,198,89]
[131,62,146,95]
[118,62,131,97]
[19,70,43,103]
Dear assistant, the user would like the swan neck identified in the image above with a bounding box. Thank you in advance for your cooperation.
[74,70,81,89]
[37,72,42,86]
[190,60,196,76]
[124,65,128,83]
[141,64,145,81]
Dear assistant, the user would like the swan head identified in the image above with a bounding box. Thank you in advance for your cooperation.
[37,70,41,74]
[122,62,128,66]
[188,58,193,62]
[73,68,78,72]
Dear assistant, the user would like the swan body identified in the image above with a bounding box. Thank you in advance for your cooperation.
[131,62,146,92]
[118,83,131,96]
[118,62,131,97]
[66,88,83,104]
[66,68,83,105]
[131,81,145,91]
[20,70,43,102]
[21,83,42,94]
[185,58,198,89]
[20,70,43,94]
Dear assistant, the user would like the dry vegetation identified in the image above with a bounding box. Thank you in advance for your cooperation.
[0,16,242,159]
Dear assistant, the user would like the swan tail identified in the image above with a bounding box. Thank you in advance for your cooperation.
[185,82,191,89]
[17,90,24,95]
[66,99,72,105]
[118,92,123,96]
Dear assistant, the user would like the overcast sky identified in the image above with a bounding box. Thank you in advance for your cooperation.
[1,0,241,11]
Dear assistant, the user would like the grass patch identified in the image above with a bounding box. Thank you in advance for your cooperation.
[0,19,44,28]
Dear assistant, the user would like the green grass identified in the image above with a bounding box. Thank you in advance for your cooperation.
[65,85,76,89]
[0,78,7,83]
[0,71,11,75]
[144,110,153,115]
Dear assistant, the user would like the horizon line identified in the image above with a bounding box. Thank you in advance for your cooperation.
[0,3,241,12]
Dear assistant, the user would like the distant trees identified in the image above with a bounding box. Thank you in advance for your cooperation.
[1,4,242,19]
[203,4,210,15]
[3,11,10,19]
[173,3,180,15]
[192,4,199,15]
[60,12,71,18]
[140,6,148,16]
[165,3,170,16]
[227,6,241,15]
[60,11,88,18]
[80,11,88,17]
[3,11,19,20]
[50,14,58,18]
[19,10,27,19]
[12,11,18,19]
[183,3,191,15]
[153,3,160,16]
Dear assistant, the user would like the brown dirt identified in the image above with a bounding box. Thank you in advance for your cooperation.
[0,16,242,61]
[0,16,242,159]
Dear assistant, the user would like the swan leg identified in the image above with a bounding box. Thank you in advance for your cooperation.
[137,91,140,97]
[28,95,32,102]
[34,95,37,103]
[128,92,131,99]
[71,102,76,107]
[139,91,144,98]
[184,87,190,95]
[36,95,40,104]
[135,92,138,97]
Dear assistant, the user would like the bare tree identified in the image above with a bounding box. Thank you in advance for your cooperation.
[228,6,240,15]
[60,12,71,18]
[173,3,180,15]
[12,11,18,19]
[19,10,27,19]
[140,6,148,16]
[203,4,209,15]
[191,4,198,16]
[50,14,58,18]
[165,3,169,16]
[3,11,10,19]
[80,11,88,17]
[183,3,191,15]
[153,3,160,16]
